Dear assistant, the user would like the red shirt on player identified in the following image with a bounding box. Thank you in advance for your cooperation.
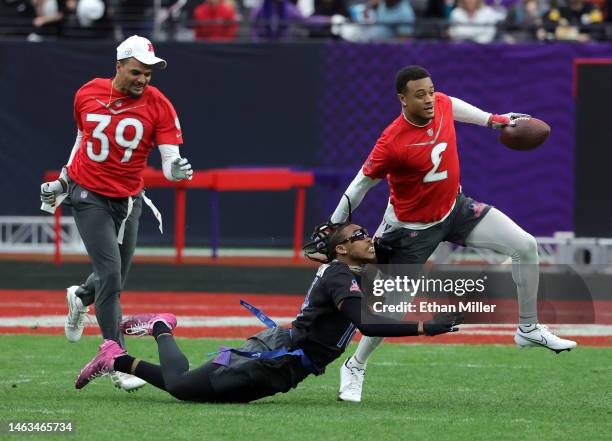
[68,78,183,198]
[362,92,460,223]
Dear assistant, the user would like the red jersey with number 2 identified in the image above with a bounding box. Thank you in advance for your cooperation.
[68,78,183,198]
[362,92,460,223]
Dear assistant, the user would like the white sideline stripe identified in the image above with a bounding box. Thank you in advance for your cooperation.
[0,302,298,312]
[0,316,611,336]
[0,315,294,328]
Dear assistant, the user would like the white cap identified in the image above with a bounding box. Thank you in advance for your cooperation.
[116,35,167,69]
[76,0,105,27]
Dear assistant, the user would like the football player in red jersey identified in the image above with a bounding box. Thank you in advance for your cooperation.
[331,66,576,402]
[39,35,193,392]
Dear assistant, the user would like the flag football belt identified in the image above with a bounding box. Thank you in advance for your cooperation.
[208,300,319,375]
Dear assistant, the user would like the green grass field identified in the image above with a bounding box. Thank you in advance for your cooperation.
[1,335,610,441]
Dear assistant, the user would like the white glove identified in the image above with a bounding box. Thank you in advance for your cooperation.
[171,157,193,181]
[488,113,531,129]
[40,179,67,205]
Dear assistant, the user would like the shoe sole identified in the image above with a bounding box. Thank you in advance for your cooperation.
[337,394,361,402]
[110,374,147,392]
[65,288,85,343]
[514,334,575,354]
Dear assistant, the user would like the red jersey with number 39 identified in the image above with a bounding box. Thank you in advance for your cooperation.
[67,78,183,198]
[362,92,460,223]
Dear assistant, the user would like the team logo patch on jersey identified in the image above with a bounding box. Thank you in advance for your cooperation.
[80,190,88,199]
[469,202,488,218]
[115,100,122,107]
[350,279,361,292]
[427,128,434,136]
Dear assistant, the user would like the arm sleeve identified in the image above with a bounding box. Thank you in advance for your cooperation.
[155,93,183,146]
[330,170,381,223]
[158,144,182,181]
[450,96,491,127]
[339,297,420,337]
[66,130,83,166]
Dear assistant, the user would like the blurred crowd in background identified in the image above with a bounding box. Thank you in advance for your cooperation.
[2,0,612,42]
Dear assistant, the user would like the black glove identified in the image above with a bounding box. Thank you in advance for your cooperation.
[373,238,393,264]
[423,312,464,336]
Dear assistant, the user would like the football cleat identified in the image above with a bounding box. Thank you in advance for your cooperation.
[120,313,177,337]
[514,324,577,354]
[65,286,89,343]
[75,340,126,389]
[338,358,366,402]
[109,371,146,392]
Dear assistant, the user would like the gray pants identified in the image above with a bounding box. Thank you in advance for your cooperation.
[68,181,143,347]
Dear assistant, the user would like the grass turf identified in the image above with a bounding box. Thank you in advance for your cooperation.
[0,335,610,441]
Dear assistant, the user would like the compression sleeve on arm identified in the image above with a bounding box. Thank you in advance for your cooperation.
[158,144,182,181]
[66,130,83,166]
[450,96,491,127]
[330,170,381,223]
[339,297,420,337]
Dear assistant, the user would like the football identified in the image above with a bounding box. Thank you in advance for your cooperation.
[498,117,551,151]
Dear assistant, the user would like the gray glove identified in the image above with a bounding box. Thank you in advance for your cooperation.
[171,157,193,181]
[40,179,67,205]
[489,112,531,129]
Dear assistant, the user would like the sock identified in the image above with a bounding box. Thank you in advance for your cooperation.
[134,360,166,390]
[152,321,172,339]
[113,355,136,374]
[347,357,365,370]
[352,336,384,366]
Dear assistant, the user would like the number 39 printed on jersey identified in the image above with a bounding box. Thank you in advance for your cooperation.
[86,113,144,163]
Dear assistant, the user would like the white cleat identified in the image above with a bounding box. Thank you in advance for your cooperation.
[514,324,577,354]
[64,286,89,343]
[109,371,147,392]
[338,358,366,402]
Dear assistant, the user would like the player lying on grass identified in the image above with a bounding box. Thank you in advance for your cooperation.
[74,222,463,403]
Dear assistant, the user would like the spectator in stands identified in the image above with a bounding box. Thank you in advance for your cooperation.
[503,0,544,41]
[193,0,238,40]
[61,0,113,38]
[115,0,155,38]
[251,0,304,39]
[541,0,603,40]
[31,0,65,38]
[313,0,348,16]
[307,0,349,38]
[0,0,36,38]
[368,0,415,40]
[448,0,505,43]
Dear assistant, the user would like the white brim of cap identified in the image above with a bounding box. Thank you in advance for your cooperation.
[133,54,167,69]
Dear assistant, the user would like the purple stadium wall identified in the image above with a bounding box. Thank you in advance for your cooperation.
[318,43,612,236]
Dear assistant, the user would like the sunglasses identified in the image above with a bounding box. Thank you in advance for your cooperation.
[339,228,370,244]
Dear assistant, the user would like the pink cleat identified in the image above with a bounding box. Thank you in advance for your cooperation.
[120,313,177,337]
[75,340,126,389]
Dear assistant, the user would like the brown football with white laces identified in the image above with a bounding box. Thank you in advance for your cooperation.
[499,117,551,151]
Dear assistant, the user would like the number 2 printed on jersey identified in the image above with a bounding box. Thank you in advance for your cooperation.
[423,142,448,183]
